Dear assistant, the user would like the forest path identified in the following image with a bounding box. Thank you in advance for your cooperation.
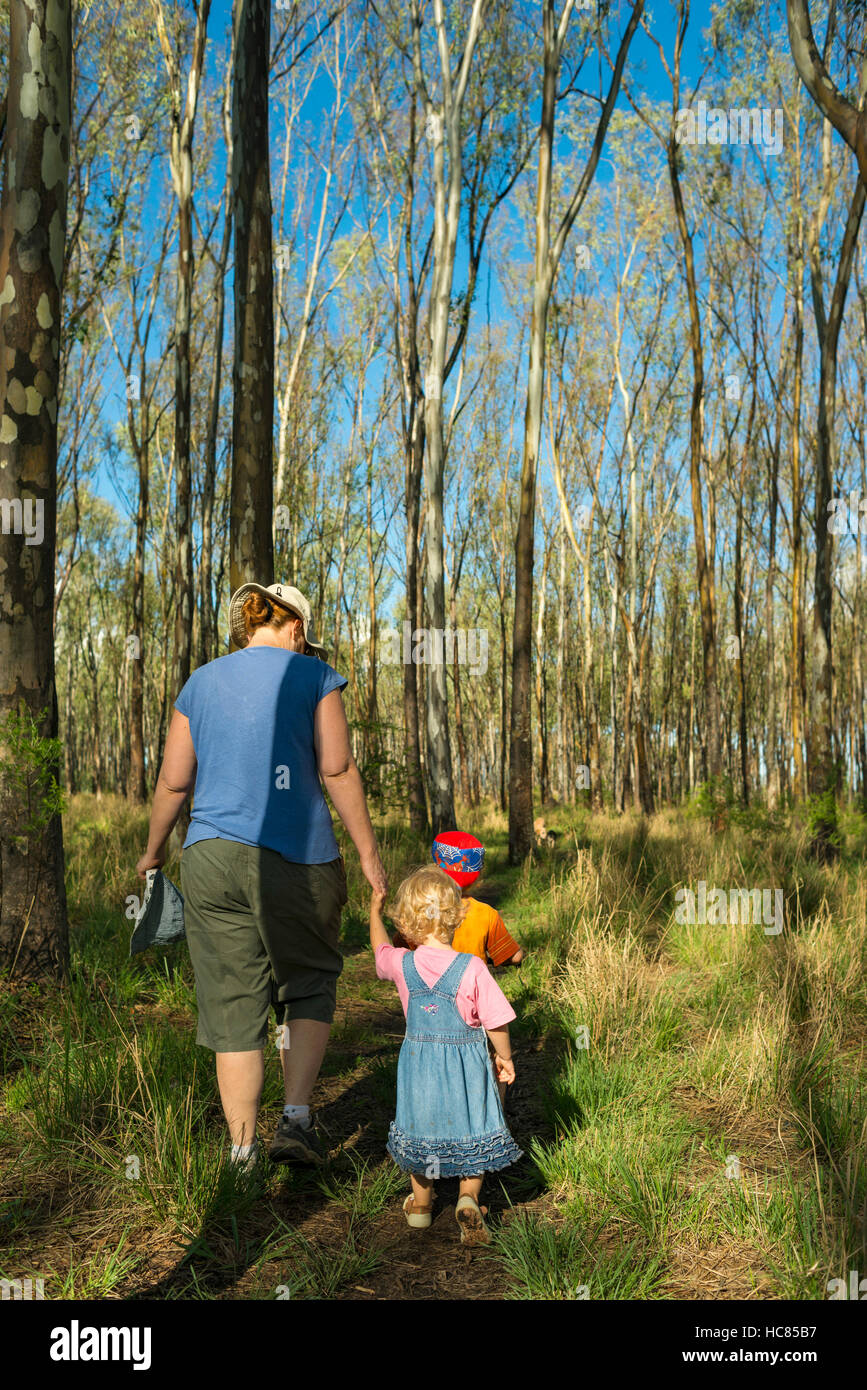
[2,807,845,1304]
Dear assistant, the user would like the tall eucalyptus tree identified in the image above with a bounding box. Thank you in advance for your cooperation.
[230,0,274,606]
[0,0,72,979]
[508,0,643,861]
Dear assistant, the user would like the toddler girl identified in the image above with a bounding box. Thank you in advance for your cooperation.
[370,866,522,1244]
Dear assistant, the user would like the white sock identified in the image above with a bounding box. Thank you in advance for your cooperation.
[231,1140,256,1160]
[283,1103,311,1129]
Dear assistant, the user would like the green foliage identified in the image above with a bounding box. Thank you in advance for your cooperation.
[0,703,66,842]
[805,789,843,852]
[686,774,787,833]
[347,718,407,811]
[687,774,735,822]
[727,802,783,835]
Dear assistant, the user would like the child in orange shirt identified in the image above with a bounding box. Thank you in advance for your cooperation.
[393,831,523,1102]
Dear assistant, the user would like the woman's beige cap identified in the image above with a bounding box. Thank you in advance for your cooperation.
[228,582,327,655]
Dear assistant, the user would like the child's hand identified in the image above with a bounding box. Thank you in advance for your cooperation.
[369,888,391,952]
[494,1050,514,1084]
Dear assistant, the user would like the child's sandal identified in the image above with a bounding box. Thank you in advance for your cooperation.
[403,1194,433,1229]
[455,1194,491,1245]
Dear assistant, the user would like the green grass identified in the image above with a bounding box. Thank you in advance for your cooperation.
[249,1220,387,1299]
[315,1150,406,1218]
[490,1210,667,1299]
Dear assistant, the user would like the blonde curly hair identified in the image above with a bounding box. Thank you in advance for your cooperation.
[392,866,466,946]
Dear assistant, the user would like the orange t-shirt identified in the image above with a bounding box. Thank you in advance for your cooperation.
[392,896,520,965]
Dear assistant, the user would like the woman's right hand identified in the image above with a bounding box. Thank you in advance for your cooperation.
[360,850,387,897]
[136,846,166,880]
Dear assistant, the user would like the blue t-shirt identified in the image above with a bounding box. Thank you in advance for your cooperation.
[174,647,348,864]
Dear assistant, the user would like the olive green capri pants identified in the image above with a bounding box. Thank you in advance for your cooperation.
[180,838,348,1052]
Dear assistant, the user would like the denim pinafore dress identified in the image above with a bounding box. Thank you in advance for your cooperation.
[386,950,523,1177]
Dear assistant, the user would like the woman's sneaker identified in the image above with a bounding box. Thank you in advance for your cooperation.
[269,1114,326,1166]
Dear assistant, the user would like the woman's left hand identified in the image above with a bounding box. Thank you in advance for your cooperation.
[136,847,166,880]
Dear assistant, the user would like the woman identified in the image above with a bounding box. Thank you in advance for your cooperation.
[135,581,387,1170]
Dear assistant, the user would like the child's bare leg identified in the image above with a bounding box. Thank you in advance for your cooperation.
[458,1174,485,1208]
[456,1174,490,1242]
[409,1173,434,1209]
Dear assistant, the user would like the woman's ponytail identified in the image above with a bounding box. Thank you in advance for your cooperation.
[242,591,291,639]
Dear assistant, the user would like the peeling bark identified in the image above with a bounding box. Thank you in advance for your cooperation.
[0,0,72,981]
